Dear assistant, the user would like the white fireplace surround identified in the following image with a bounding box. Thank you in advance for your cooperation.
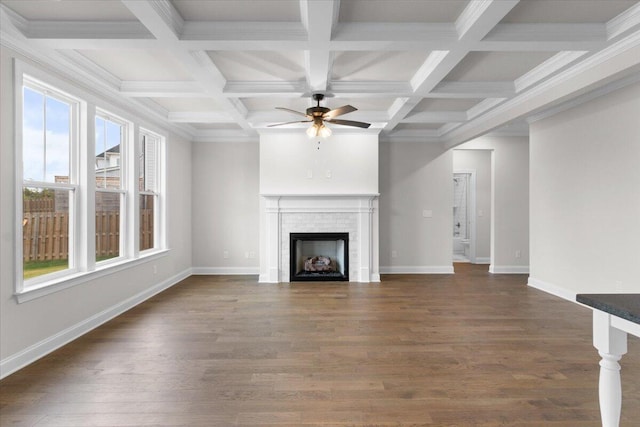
[259,194,380,283]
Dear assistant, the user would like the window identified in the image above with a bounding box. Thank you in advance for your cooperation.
[16,62,166,300]
[21,82,78,283]
[95,113,126,262]
[139,131,160,252]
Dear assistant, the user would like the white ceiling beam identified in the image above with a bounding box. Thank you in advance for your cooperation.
[514,51,588,93]
[301,0,340,92]
[121,0,254,134]
[384,0,519,131]
[168,112,233,123]
[121,0,183,41]
[223,81,308,98]
[120,81,205,98]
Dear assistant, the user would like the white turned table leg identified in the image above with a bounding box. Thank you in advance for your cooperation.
[593,310,628,427]
[598,351,623,427]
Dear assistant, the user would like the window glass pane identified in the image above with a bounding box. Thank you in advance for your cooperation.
[45,96,71,183]
[140,194,155,251]
[95,116,122,189]
[22,187,70,280]
[23,88,71,183]
[95,191,121,261]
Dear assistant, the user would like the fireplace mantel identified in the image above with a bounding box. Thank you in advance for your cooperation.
[259,194,380,283]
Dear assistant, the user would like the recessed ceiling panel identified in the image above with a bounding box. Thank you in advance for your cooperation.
[77,49,194,81]
[444,52,555,82]
[338,0,469,23]
[173,0,300,21]
[501,0,638,23]
[208,51,305,81]
[1,0,138,21]
[412,98,480,112]
[152,98,222,112]
[325,97,394,111]
[332,51,430,82]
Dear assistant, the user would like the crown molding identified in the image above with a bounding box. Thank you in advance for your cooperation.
[514,51,588,93]
[443,30,640,148]
[526,72,640,124]
[607,2,640,40]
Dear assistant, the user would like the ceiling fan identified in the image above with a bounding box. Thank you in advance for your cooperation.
[268,93,371,137]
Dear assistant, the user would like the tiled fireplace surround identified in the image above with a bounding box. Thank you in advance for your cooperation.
[259,195,380,283]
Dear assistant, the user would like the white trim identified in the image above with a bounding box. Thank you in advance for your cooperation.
[380,266,455,274]
[527,277,577,303]
[1,267,192,380]
[16,250,170,303]
[192,267,259,275]
[489,265,530,274]
[474,257,491,264]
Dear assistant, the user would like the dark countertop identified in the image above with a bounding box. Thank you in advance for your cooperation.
[577,294,640,325]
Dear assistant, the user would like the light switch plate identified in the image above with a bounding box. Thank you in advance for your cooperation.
[422,210,433,218]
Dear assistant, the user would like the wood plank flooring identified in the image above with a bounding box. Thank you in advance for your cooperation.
[2,263,639,426]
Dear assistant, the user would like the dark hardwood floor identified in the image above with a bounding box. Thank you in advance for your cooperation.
[1,263,639,426]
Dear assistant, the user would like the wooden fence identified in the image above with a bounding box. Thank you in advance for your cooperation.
[23,210,153,262]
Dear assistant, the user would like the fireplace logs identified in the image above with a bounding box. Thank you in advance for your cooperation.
[304,256,333,272]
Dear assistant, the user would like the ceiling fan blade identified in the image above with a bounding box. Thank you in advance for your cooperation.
[323,105,357,119]
[267,120,311,127]
[275,107,309,118]
[326,119,371,128]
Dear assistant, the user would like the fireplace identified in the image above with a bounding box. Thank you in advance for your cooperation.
[259,194,380,283]
[290,232,349,281]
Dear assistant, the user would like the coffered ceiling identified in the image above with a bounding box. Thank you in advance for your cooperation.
[1,0,639,145]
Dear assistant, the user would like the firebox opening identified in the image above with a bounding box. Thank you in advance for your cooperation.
[290,232,349,281]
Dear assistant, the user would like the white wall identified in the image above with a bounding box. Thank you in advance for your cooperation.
[454,136,530,273]
[260,132,379,195]
[379,142,453,273]
[453,149,492,262]
[0,46,192,376]
[191,141,260,273]
[529,82,640,299]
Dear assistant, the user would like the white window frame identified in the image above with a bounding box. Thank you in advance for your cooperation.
[14,60,169,303]
[94,110,130,265]
[17,74,81,292]
[138,129,163,253]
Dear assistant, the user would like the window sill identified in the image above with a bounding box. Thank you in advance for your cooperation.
[15,249,171,304]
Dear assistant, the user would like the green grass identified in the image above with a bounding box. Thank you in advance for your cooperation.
[23,259,68,279]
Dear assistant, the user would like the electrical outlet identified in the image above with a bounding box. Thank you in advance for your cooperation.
[391,250,398,258]
[515,250,521,258]
[223,250,229,259]
[615,281,623,291]
[307,169,313,179]
[245,252,250,259]
[326,169,332,178]
[249,251,256,259]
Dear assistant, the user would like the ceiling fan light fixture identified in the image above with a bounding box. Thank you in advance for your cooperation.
[306,123,332,138]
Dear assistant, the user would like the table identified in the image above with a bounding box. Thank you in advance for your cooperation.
[576,294,640,427]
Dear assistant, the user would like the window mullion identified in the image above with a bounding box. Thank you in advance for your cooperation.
[82,102,96,272]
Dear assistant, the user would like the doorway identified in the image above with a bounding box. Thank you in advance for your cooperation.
[453,171,476,262]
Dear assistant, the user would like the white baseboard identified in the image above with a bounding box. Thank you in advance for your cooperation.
[527,277,577,302]
[380,266,455,274]
[474,257,491,264]
[192,267,260,275]
[0,268,192,380]
[489,265,530,274]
